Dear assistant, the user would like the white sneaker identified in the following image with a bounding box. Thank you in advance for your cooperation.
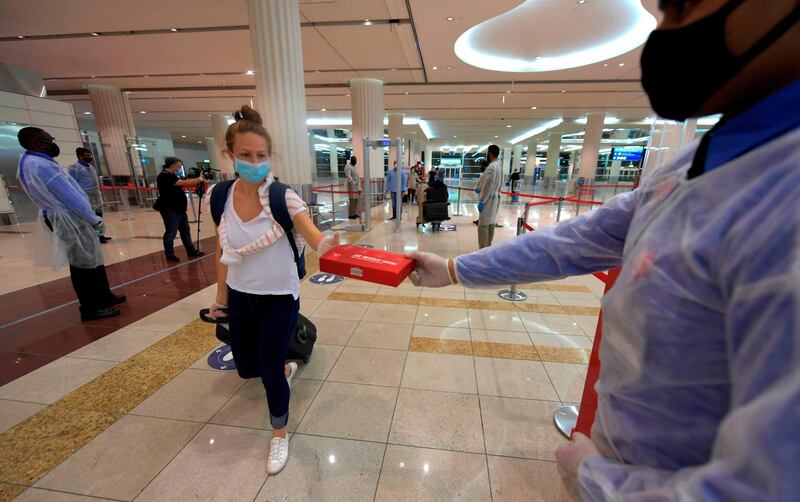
[286,361,298,388]
[267,436,289,474]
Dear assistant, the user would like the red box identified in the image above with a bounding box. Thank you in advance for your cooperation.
[319,245,416,287]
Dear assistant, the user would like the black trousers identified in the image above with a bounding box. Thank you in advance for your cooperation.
[69,264,115,313]
[159,209,197,257]
[227,289,299,429]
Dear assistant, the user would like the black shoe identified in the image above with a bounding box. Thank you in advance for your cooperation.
[103,294,127,307]
[81,307,121,322]
[473,220,479,225]
[99,236,111,244]
[388,217,397,220]
[188,251,205,258]
[166,255,180,263]
[349,215,358,220]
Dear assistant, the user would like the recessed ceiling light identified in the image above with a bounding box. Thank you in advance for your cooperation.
[432,66,438,70]
[181,135,186,138]
[363,19,372,25]
[506,125,512,128]
[494,135,499,138]
[391,68,396,71]
[91,75,96,78]
[531,106,537,109]
[578,0,586,3]
[197,140,202,144]
[91,32,100,36]
[447,16,454,21]
[321,108,327,112]
[144,75,150,78]
[561,90,566,93]
[346,93,350,97]
[506,90,511,94]
[246,70,255,75]
[618,62,625,67]
[447,66,453,70]
[603,63,609,67]
[404,92,409,95]
[454,135,457,138]
[17,35,25,39]
[170,28,179,32]
[83,111,92,115]
[139,110,147,114]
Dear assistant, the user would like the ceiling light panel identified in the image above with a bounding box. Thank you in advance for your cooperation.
[454,0,656,72]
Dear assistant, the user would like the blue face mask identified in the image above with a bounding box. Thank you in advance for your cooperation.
[234,157,271,184]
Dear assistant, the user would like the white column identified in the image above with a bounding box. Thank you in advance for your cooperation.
[247,0,311,185]
[511,144,523,173]
[210,113,235,178]
[423,143,432,171]
[205,137,217,169]
[502,147,512,177]
[87,84,141,176]
[545,132,561,187]
[329,145,338,178]
[350,77,385,179]
[577,111,605,182]
[525,142,537,173]
[609,160,622,181]
[680,118,698,149]
[388,112,403,166]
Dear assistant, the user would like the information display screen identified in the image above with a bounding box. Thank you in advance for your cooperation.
[611,146,644,162]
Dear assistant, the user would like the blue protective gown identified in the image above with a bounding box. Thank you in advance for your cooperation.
[18,151,103,269]
[454,82,800,500]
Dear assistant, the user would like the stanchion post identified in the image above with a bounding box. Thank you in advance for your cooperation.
[330,183,335,224]
[556,197,563,222]
[394,137,403,234]
[454,175,463,216]
[119,187,134,222]
[498,216,528,302]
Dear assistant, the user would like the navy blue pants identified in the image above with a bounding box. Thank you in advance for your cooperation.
[227,289,299,429]
[159,209,197,257]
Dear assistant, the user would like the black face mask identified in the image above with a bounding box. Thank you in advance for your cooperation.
[641,0,800,121]
[41,138,60,158]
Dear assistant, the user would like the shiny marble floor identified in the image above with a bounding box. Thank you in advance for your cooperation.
[0,198,605,501]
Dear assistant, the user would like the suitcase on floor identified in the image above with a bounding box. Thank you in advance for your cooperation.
[199,309,317,363]
[423,201,450,222]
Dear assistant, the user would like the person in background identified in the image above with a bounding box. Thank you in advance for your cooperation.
[154,157,205,262]
[473,159,489,226]
[345,156,360,220]
[408,0,800,498]
[508,169,521,204]
[406,163,419,204]
[17,127,126,321]
[475,145,502,248]
[207,105,339,475]
[68,147,110,243]
[385,160,407,220]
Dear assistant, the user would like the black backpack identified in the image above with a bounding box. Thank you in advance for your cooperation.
[210,180,306,279]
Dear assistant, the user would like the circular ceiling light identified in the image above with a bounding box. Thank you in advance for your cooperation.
[447,16,454,21]
[432,66,438,70]
[181,135,186,138]
[139,110,147,114]
[321,108,327,111]
[454,0,656,72]
[506,125,512,128]
[531,106,537,109]
[83,111,92,115]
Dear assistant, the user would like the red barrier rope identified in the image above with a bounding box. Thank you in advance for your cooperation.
[311,183,346,193]
[563,196,604,206]
[593,271,608,283]
[522,222,535,232]
[99,185,158,192]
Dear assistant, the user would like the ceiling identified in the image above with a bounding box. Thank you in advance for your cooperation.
[0,0,662,146]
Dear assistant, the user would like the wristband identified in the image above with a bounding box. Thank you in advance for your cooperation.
[447,258,458,284]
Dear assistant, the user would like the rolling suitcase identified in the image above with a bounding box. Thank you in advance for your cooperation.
[199,309,317,363]
[423,201,450,222]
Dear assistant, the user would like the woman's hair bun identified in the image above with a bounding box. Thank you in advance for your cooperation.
[235,105,263,125]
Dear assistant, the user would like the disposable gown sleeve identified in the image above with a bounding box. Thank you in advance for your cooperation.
[576,210,800,501]
[454,189,637,287]
[46,172,100,225]
[478,167,497,204]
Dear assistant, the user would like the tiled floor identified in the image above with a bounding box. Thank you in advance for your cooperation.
[0,198,602,501]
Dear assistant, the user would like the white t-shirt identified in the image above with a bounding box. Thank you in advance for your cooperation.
[223,179,307,299]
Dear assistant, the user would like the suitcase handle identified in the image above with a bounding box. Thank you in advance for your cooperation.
[199,308,228,324]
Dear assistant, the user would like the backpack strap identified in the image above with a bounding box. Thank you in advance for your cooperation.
[269,181,306,279]
[210,180,235,226]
